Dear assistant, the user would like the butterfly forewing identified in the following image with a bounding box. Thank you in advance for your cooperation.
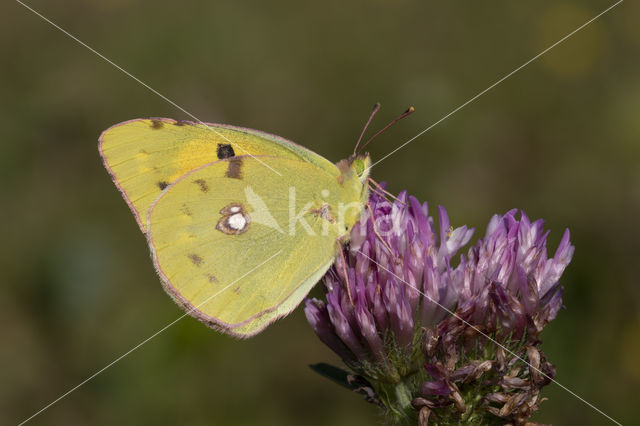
[99,118,337,233]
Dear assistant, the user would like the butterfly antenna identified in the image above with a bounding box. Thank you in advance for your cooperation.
[358,106,415,153]
[353,102,381,155]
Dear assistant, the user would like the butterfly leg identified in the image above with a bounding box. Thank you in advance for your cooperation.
[365,202,398,262]
[367,177,406,205]
[336,235,354,304]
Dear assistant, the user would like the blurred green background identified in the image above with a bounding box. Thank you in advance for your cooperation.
[2,0,639,425]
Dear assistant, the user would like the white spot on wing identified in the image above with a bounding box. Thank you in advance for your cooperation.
[228,213,247,231]
[216,202,251,235]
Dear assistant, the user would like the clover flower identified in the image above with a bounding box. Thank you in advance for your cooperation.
[304,186,573,425]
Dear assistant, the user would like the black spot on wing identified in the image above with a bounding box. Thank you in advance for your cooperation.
[150,119,164,129]
[225,157,243,179]
[157,181,169,190]
[193,178,209,193]
[217,143,235,159]
[174,120,189,126]
[188,254,203,266]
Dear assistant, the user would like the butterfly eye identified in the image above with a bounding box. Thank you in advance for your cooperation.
[353,158,365,176]
[349,154,371,180]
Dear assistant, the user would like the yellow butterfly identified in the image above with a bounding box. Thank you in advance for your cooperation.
[99,117,372,337]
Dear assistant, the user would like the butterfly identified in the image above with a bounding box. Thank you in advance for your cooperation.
[99,117,373,337]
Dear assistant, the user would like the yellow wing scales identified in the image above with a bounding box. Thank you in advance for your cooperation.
[148,156,346,337]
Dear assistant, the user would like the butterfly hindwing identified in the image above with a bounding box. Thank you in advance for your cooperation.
[147,156,345,337]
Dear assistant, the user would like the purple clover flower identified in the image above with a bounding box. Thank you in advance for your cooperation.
[449,209,573,339]
[304,186,573,425]
[306,190,473,362]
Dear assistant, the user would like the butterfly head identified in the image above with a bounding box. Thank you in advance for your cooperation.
[333,153,371,237]
[349,153,371,184]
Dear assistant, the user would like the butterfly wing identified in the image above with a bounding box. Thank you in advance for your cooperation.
[147,155,346,337]
[99,118,337,233]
